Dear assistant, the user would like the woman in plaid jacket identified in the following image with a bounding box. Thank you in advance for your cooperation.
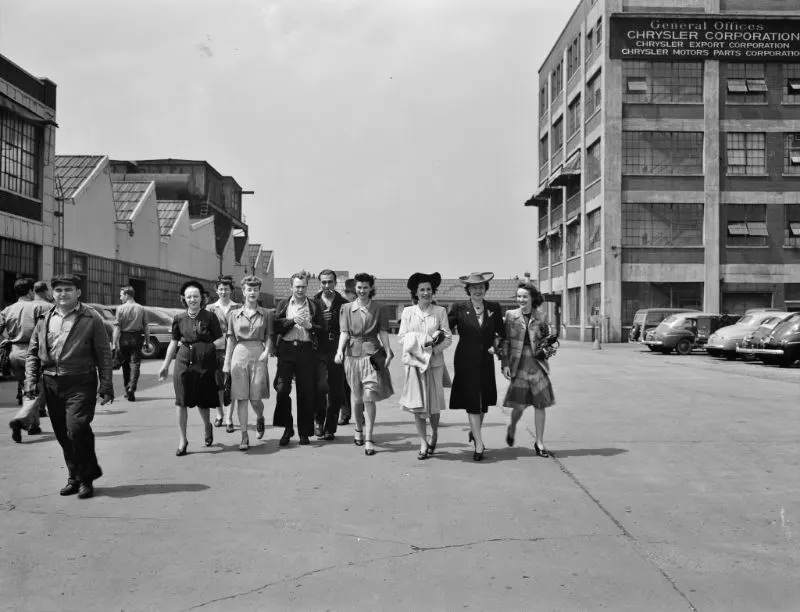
[500,281,555,457]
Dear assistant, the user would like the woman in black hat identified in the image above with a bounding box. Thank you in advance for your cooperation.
[447,272,505,461]
[398,272,452,459]
[158,280,222,456]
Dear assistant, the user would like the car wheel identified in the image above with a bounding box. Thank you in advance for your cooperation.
[724,351,737,361]
[778,357,795,368]
[675,339,692,355]
[647,345,660,352]
[141,338,161,359]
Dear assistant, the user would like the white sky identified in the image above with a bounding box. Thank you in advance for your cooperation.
[1,0,576,278]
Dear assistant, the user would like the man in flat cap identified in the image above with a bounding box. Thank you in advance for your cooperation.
[24,275,114,499]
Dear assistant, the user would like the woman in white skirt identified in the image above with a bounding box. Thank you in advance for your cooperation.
[223,276,273,451]
[398,272,452,460]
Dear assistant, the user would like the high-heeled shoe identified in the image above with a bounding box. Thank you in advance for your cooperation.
[473,445,485,462]
[225,423,235,433]
[418,442,429,460]
[239,432,249,451]
[354,429,365,447]
[213,417,223,427]
[364,440,376,456]
[176,442,188,457]
[506,425,515,447]
[205,423,213,447]
[426,435,437,456]
[534,442,550,458]
[256,417,265,439]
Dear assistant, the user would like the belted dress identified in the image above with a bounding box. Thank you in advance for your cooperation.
[171,310,222,408]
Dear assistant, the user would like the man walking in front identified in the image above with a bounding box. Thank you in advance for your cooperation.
[113,285,149,402]
[312,269,348,440]
[272,272,324,446]
[24,275,114,499]
[3,278,48,442]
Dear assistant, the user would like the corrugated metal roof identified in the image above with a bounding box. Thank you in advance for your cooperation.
[156,200,186,236]
[245,243,262,262]
[55,155,104,199]
[112,180,152,221]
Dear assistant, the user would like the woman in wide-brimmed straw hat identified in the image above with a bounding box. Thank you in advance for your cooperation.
[447,272,505,461]
[398,272,452,460]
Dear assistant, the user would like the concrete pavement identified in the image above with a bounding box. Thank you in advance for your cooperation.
[0,339,798,611]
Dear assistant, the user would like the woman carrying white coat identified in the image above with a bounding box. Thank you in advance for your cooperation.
[398,272,452,460]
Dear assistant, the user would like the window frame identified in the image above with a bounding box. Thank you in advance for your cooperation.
[726,63,767,105]
[586,138,602,184]
[586,208,602,252]
[0,108,43,201]
[621,202,704,248]
[726,132,766,176]
[726,203,768,247]
[622,131,704,176]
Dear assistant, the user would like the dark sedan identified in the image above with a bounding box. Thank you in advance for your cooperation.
[644,312,741,355]
[744,312,800,367]
[736,313,797,362]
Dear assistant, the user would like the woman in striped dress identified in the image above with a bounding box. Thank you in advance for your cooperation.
[500,281,555,457]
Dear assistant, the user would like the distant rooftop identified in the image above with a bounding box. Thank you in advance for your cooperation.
[156,200,187,236]
[245,243,262,263]
[55,155,104,199]
[112,180,152,221]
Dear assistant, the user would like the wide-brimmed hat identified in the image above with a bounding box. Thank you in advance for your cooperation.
[406,272,442,291]
[459,272,494,285]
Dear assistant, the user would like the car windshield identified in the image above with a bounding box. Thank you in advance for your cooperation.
[664,316,695,329]
[89,305,114,321]
[737,314,755,325]
[145,308,175,325]
[661,315,680,326]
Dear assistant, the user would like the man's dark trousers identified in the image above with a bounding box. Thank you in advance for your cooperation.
[118,331,143,393]
[43,372,101,484]
[272,341,316,437]
[315,347,344,435]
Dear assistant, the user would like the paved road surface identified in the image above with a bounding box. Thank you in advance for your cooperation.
[1,339,797,611]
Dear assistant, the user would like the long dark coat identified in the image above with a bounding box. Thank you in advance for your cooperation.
[447,300,504,413]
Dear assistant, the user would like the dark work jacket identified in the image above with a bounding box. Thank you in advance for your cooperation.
[24,302,114,398]
[312,290,348,352]
[272,297,325,350]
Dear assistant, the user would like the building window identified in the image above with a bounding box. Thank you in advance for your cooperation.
[622,131,703,175]
[540,84,548,116]
[586,71,602,117]
[622,282,703,329]
[586,208,601,251]
[567,95,582,137]
[596,17,603,48]
[539,134,549,167]
[586,283,601,320]
[538,237,548,268]
[726,132,766,176]
[0,109,42,200]
[622,61,703,104]
[726,204,768,247]
[550,230,563,264]
[538,203,548,236]
[568,287,581,325]
[784,64,800,104]
[726,63,767,104]
[567,218,581,258]
[586,139,601,183]
[552,117,564,157]
[586,28,594,61]
[786,204,800,247]
[567,35,581,79]
[551,61,563,102]
[622,203,703,247]
[784,133,800,174]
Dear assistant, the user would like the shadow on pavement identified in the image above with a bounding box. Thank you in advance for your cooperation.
[98,482,210,498]
[550,447,628,458]
[23,429,131,444]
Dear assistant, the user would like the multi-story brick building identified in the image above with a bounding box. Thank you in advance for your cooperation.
[0,54,57,304]
[527,0,800,342]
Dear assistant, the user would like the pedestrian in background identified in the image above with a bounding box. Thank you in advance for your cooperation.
[272,272,324,447]
[334,272,394,457]
[158,280,222,456]
[223,276,272,451]
[24,274,113,499]
[312,269,348,441]
[33,280,53,304]
[398,272,451,460]
[112,285,149,402]
[206,275,240,430]
[448,272,504,461]
[4,277,48,442]
[501,281,555,457]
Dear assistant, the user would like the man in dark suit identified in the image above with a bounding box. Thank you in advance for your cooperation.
[272,272,324,446]
[312,269,348,440]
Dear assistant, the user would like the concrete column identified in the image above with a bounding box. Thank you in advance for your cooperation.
[703,60,721,312]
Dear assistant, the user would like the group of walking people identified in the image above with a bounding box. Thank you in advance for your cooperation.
[158,269,557,462]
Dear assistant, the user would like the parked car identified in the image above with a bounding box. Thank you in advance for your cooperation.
[742,312,800,367]
[706,311,790,360]
[141,307,183,359]
[628,308,699,345]
[85,303,115,342]
[736,313,797,362]
[644,312,741,355]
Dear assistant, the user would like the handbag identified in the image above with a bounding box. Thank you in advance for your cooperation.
[369,346,388,371]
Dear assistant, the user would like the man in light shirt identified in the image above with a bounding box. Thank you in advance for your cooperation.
[272,272,324,446]
[112,285,149,402]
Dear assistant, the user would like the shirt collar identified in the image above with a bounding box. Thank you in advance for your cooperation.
[53,303,81,318]
[351,300,369,312]
[289,296,308,308]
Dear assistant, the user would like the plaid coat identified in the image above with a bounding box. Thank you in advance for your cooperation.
[500,308,551,378]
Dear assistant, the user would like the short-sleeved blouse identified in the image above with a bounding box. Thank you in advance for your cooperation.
[226,307,273,343]
[339,300,388,357]
[171,309,222,345]
[207,300,240,350]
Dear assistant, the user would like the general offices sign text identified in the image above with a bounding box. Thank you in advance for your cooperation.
[610,15,800,60]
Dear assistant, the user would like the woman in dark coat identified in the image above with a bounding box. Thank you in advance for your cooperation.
[447,272,505,461]
[158,280,222,456]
